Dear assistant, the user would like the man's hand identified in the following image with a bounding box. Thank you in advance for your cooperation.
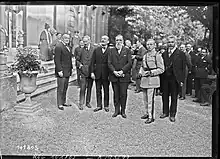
[113,71,121,77]
[118,70,124,77]
[58,71,63,77]
[91,73,95,79]
[180,82,183,87]
[79,64,83,69]
[144,71,151,77]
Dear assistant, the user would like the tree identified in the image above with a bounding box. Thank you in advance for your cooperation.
[180,6,213,49]
[108,6,134,44]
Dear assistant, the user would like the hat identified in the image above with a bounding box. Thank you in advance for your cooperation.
[45,23,50,29]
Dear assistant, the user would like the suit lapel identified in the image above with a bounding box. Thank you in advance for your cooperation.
[119,47,126,60]
[62,42,70,53]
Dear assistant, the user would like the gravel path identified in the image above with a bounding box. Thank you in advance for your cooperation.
[1,81,212,157]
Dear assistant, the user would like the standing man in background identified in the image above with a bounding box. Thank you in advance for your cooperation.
[74,40,84,87]
[108,34,132,118]
[54,33,73,110]
[186,43,196,97]
[71,30,81,54]
[132,39,147,93]
[179,44,192,100]
[160,35,187,122]
[91,35,111,112]
[76,35,95,110]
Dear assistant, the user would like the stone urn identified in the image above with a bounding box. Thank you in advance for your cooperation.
[15,71,42,115]
[18,71,38,103]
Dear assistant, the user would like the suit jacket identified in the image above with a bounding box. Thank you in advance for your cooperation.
[162,48,187,84]
[54,42,73,77]
[189,50,199,74]
[74,46,81,67]
[135,46,147,70]
[108,46,132,82]
[76,45,95,77]
[91,46,110,80]
[195,55,212,78]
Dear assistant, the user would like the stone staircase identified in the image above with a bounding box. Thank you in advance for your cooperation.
[16,60,77,103]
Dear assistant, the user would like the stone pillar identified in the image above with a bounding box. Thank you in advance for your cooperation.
[0,5,8,76]
[0,5,17,112]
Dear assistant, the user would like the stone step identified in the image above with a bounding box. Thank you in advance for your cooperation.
[17,73,77,103]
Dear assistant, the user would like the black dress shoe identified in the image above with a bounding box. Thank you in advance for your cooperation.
[169,117,175,122]
[145,118,154,124]
[121,113,127,118]
[63,103,72,107]
[78,105,83,110]
[160,114,169,119]
[141,114,149,119]
[104,107,109,112]
[94,107,102,112]
[58,105,64,110]
[200,102,210,106]
[86,103,92,108]
[179,97,185,100]
[193,99,200,103]
[135,90,141,93]
[112,112,119,117]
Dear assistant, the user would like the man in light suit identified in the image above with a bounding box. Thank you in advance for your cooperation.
[54,33,73,110]
[90,35,111,112]
[108,34,132,118]
[160,35,187,122]
[76,35,95,110]
[138,39,164,124]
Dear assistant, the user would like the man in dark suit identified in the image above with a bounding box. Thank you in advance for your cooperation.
[74,40,84,87]
[160,35,187,122]
[76,35,95,110]
[132,39,147,93]
[108,34,132,118]
[54,33,73,110]
[90,35,110,112]
[186,43,197,96]
[193,48,212,103]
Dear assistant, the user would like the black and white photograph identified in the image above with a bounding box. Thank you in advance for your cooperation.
[0,2,219,158]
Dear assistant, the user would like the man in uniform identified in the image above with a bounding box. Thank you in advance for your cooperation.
[138,39,164,124]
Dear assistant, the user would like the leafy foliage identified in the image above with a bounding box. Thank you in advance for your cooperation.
[108,5,212,47]
[10,47,41,75]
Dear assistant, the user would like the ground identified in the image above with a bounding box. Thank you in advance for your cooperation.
[1,81,212,157]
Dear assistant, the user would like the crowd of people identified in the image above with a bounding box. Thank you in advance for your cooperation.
[51,28,217,124]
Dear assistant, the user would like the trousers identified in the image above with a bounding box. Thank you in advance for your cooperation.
[142,88,156,119]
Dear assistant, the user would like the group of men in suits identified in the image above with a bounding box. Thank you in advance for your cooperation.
[54,33,132,118]
[53,32,212,123]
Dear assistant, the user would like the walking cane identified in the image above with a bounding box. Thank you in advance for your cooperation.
[151,88,156,119]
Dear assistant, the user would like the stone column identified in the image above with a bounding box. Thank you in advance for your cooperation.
[0,5,17,112]
[0,5,8,76]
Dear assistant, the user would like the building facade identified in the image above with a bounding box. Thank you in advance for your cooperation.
[0,5,109,62]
